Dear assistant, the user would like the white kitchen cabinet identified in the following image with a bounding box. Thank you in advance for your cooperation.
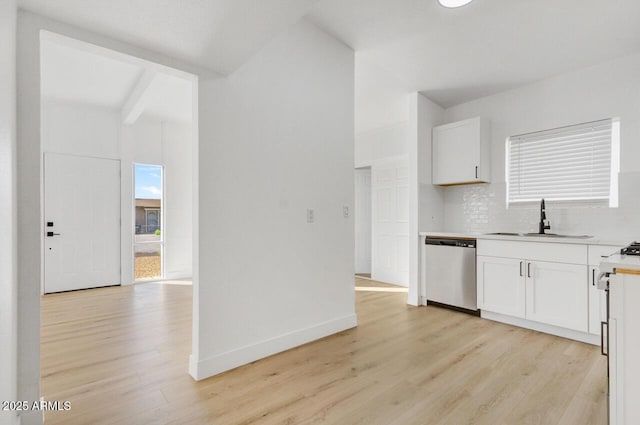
[477,256,526,318]
[478,255,588,331]
[477,239,591,334]
[432,116,491,185]
[608,271,640,425]
[525,261,588,332]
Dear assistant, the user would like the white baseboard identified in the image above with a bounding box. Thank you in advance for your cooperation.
[164,271,192,280]
[18,409,43,425]
[189,313,358,381]
[481,310,600,346]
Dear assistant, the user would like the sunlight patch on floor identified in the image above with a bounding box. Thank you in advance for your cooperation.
[146,280,193,286]
[355,286,408,293]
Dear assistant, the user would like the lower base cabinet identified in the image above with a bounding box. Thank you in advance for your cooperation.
[477,256,525,318]
[525,260,587,332]
[609,272,640,425]
[477,256,588,332]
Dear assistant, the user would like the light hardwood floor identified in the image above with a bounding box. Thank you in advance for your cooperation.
[41,278,607,425]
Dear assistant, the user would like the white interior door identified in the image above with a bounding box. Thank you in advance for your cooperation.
[44,153,121,293]
[372,161,409,286]
[355,168,372,274]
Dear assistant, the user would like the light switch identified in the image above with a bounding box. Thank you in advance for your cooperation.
[343,206,350,218]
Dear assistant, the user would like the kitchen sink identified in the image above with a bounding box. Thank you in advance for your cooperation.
[523,233,593,239]
[485,232,593,239]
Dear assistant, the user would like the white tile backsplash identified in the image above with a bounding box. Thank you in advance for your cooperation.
[443,172,640,241]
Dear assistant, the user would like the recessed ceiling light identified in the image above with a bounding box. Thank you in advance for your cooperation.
[438,0,474,8]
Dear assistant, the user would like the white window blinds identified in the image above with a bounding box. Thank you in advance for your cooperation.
[507,119,618,205]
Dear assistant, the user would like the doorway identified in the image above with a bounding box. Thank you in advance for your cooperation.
[36,30,198,421]
[134,163,164,281]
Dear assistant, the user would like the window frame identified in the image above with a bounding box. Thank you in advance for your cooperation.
[505,118,620,208]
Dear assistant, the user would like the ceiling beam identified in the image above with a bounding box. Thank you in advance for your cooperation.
[121,69,158,125]
[41,30,218,81]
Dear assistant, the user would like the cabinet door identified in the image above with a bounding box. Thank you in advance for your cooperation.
[432,118,480,185]
[588,266,607,335]
[477,256,525,318]
[609,318,618,425]
[525,261,588,332]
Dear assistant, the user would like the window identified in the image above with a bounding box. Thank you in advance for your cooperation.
[134,163,163,280]
[506,119,620,207]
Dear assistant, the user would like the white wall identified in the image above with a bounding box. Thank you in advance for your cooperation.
[162,121,193,278]
[441,53,640,241]
[42,99,121,159]
[193,19,356,379]
[17,11,44,425]
[355,122,408,167]
[353,66,409,167]
[0,1,18,425]
[42,100,193,284]
[408,93,444,305]
[355,59,410,135]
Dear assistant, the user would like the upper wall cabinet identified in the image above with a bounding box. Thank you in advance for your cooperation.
[432,117,491,185]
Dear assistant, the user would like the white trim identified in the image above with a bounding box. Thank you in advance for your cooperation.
[370,274,409,288]
[17,408,42,424]
[164,270,191,280]
[190,73,200,376]
[481,310,600,345]
[189,314,358,381]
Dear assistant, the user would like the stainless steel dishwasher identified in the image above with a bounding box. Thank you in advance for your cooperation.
[424,236,478,315]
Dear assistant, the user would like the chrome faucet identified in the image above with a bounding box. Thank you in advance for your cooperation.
[538,198,551,234]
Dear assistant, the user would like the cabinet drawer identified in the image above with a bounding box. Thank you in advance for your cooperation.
[588,245,622,266]
[477,239,587,265]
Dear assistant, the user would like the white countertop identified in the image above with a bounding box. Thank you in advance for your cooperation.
[419,232,478,239]
[419,231,629,247]
[599,254,640,274]
[476,233,629,247]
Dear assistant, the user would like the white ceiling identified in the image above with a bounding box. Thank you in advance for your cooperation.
[308,0,640,107]
[142,73,193,123]
[26,0,640,125]
[19,0,319,76]
[41,35,194,123]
